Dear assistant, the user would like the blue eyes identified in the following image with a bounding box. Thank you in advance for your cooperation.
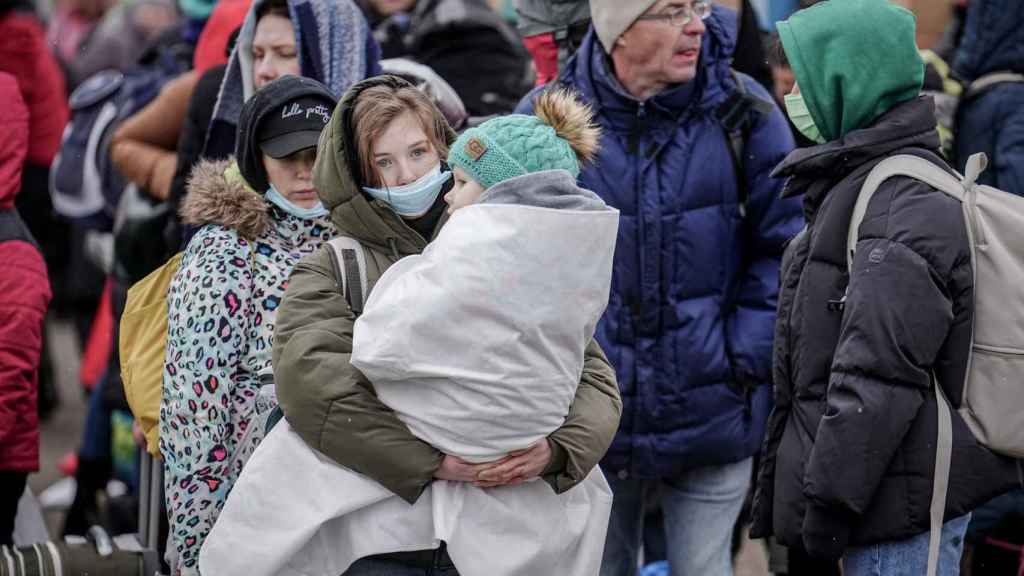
[377,149,429,169]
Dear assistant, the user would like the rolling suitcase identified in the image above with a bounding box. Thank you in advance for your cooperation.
[1,450,163,575]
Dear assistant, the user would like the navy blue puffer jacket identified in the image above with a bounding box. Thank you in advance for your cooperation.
[953,0,1024,195]
[516,7,802,479]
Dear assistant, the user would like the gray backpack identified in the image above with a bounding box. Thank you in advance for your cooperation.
[326,236,370,316]
[846,152,1024,576]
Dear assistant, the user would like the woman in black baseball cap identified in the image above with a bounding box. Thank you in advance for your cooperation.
[161,74,339,575]
[235,74,338,214]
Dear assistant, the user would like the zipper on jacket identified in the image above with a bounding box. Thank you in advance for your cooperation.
[632,102,649,333]
[627,103,647,156]
[827,273,850,312]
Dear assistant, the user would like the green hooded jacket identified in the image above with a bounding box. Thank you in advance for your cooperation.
[778,0,924,143]
[272,75,622,504]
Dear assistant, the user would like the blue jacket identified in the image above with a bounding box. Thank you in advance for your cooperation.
[516,8,801,479]
[953,0,1024,195]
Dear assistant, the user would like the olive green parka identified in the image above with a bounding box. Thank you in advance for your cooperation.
[272,76,622,504]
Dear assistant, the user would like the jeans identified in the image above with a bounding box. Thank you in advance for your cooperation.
[600,457,753,576]
[843,514,971,576]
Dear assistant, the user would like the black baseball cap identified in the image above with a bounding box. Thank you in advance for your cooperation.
[257,95,334,159]
[237,76,337,193]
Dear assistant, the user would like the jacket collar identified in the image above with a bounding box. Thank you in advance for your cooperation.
[773,96,942,218]
[181,158,334,243]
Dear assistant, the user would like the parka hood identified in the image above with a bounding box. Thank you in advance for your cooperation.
[209,0,381,147]
[773,96,940,219]
[777,0,923,142]
[312,75,456,253]
[180,159,270,240]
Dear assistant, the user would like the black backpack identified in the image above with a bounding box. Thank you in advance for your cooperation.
[49,33,191,232]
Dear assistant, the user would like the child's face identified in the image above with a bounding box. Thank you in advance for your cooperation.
[444,167,485,215]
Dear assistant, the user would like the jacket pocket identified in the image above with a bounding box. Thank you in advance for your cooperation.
[960,344,1024,457]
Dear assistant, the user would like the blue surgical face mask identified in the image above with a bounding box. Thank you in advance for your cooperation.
[362,163,452,218]
[266,185,329,220]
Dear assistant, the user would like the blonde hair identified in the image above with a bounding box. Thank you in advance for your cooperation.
[352,84,451,187]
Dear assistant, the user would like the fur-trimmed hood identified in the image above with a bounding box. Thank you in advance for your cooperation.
[180,158,269,240]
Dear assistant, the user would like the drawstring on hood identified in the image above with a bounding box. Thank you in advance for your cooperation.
[777,0,923,143]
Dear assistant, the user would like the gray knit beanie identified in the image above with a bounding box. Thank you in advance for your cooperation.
[589,0,659,53]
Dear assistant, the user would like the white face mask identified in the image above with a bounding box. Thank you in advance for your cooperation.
[362,163,453,218]
[265,185,329,220]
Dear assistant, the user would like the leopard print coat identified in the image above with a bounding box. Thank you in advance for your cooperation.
[159,160,336,575]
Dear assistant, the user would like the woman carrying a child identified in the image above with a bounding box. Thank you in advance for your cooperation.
[160,75,338,575]
[200,75,623,575]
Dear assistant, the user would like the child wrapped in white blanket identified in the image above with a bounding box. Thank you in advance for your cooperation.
[200,90,619,576]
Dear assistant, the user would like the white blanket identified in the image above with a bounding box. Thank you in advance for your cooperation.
[201,186,619,576]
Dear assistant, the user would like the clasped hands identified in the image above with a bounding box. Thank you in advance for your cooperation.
[433,439,552,488]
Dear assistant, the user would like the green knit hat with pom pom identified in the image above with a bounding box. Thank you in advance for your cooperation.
[447,89,601,190]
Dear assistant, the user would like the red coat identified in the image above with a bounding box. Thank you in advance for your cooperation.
[193,0,252,74]
[0,72,51,473]
[0,11,69,167]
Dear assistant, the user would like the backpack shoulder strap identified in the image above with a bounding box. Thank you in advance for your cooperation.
[326,236,369,316]
[716,69,774,219]
[964,71,1024,101]
[846,154,967,276]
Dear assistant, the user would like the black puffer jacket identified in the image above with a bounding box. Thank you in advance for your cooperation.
[750,96,1021,558]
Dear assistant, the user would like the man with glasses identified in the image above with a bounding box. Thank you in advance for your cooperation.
[516,1,801,574]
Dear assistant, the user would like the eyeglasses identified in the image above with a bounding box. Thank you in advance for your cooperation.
[635,0,713,28]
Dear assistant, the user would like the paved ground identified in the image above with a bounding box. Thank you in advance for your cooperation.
[29,318,773,574]
[30,318,88,536]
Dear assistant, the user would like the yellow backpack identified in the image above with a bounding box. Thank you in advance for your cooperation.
[119,253,182,457]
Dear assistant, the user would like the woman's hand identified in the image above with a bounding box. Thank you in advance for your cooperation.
[434,454,493,482]
[473,440,552,488]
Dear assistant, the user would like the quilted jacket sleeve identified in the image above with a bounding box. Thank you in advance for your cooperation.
[273,248,444,504]
[800,180,962,559]
[0,240,50,466]
[542,339,622,493]
[725,77,803,389]
[160,226,255,575]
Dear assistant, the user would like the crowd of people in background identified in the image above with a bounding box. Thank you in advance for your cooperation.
[1,0,1023,574]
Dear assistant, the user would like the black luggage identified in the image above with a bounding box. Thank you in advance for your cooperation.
[1,450,163,575]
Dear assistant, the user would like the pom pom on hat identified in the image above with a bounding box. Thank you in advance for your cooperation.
[447,89,601,190]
